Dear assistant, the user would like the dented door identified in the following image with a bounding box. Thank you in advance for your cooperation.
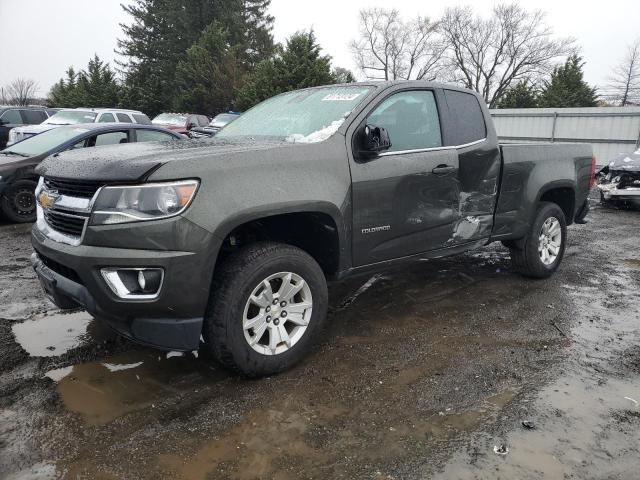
[351,148,461,266]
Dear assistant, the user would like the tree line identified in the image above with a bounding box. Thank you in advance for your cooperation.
[46,0,348,117]
[4,1,639,113]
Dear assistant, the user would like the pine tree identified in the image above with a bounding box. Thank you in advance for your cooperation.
[117,0,274,116]
[48,58,120,108]
[174,24,244,115]
[496,81,539,108]
[237,31,336,109]
[538,55,598,108]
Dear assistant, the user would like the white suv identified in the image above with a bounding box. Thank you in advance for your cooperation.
[7,108,151,146]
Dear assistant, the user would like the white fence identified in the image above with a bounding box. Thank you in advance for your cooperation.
[489,107,640,164]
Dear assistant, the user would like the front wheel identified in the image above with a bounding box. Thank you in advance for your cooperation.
[509,202,567,278]
[1,180,38,223]
[203,242,328,377]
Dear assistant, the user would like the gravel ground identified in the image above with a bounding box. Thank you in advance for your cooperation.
[0,195,639,480]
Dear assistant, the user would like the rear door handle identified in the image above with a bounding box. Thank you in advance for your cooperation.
[432,164,456,175]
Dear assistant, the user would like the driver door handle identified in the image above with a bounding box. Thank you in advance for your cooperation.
[432,164,456,175]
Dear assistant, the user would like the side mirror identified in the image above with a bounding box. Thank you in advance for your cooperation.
[358,124,391,159]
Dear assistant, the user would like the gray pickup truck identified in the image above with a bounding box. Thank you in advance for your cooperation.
[30,82,594,376]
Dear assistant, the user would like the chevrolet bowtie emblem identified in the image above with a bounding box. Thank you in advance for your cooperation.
[38,190,59,210]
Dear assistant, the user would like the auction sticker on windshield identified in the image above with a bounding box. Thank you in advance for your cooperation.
[322,93,362,101]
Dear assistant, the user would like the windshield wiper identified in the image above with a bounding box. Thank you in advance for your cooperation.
[1,151,29,157]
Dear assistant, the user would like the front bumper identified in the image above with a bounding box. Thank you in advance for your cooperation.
[31,223,218,351]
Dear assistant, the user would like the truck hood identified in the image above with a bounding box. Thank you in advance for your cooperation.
[35,138,312,182]
[603,149,640,173]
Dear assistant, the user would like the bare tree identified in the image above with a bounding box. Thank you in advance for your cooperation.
[350,8,446,81]
[606,38,640,106]
[440,4,574,107]
[2,78,39,106]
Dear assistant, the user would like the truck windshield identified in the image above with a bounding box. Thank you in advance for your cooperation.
[217,86,371,143]
[2,126,90,157]
[44,111,97,125]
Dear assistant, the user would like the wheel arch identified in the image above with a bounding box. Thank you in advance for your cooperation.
[535,181,576,225]
[212,202,348,277]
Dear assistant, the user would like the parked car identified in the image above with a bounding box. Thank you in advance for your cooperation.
[189,112,241,138]
[7,108,151,146]
[152,112,209,134]
[0,123,182,223]
[30,82,594,377]
[596,148,640,208]
[0,106,58,150]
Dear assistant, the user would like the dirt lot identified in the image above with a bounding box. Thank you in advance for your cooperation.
[1,197,639,480]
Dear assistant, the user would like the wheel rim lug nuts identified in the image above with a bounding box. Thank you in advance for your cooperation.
[266,306,270,312]
[281,311,287,317]
[273,299,278,305]
[280,301,286,307]
[266,316,271,323]
[274,319,280,325]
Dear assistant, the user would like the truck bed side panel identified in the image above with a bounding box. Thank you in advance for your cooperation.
[492,143,592,240]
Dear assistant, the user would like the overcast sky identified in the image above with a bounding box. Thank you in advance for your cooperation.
[1,0,638,98]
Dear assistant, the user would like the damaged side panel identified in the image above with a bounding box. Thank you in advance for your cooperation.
[450,143,502,243]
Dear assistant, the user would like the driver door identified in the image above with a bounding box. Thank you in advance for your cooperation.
[350,89,461,266]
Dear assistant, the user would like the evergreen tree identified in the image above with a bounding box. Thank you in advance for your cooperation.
[496,81,539,108]
[117,0,274,116]
[174,24,244,114]
[333,67,356,84]
[538,55,598,108]
[237,31,336,110]
[48,57,120,108]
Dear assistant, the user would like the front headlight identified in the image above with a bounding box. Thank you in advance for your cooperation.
[90,180,199,225]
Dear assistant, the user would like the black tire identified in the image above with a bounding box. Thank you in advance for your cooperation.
[509,202,567,279]
[203,242,328,377]
[0,180,38,223]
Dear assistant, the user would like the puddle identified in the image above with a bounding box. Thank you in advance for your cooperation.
[56,351,227,425]
[433,269,640,479]
[4,462,57,480]
[11,311,93,357]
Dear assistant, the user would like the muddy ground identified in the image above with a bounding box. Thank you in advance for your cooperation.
[1,196,639,480]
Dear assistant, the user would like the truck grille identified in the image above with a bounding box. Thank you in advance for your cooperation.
[42,209,88,237]
[44,178,103,199]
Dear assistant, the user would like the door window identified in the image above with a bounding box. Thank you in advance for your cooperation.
[0,109,22,125]
[136,129,176,143]
[368,90,442,152]
[93,131,128,146]
[116,113,132,122]
[98,113,115,123]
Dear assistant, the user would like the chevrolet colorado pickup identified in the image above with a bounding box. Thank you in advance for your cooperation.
[30,82,595,376]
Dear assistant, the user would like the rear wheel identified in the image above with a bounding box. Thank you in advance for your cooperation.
[203,242,328,377]
[1,180,37,223]
[509,202,567,278]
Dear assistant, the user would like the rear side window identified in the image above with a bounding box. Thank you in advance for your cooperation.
[132,114,152,124]
[21,109,48,124]
[116,113,132,122]
[368,90,442,152]
[443,90,486,145]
